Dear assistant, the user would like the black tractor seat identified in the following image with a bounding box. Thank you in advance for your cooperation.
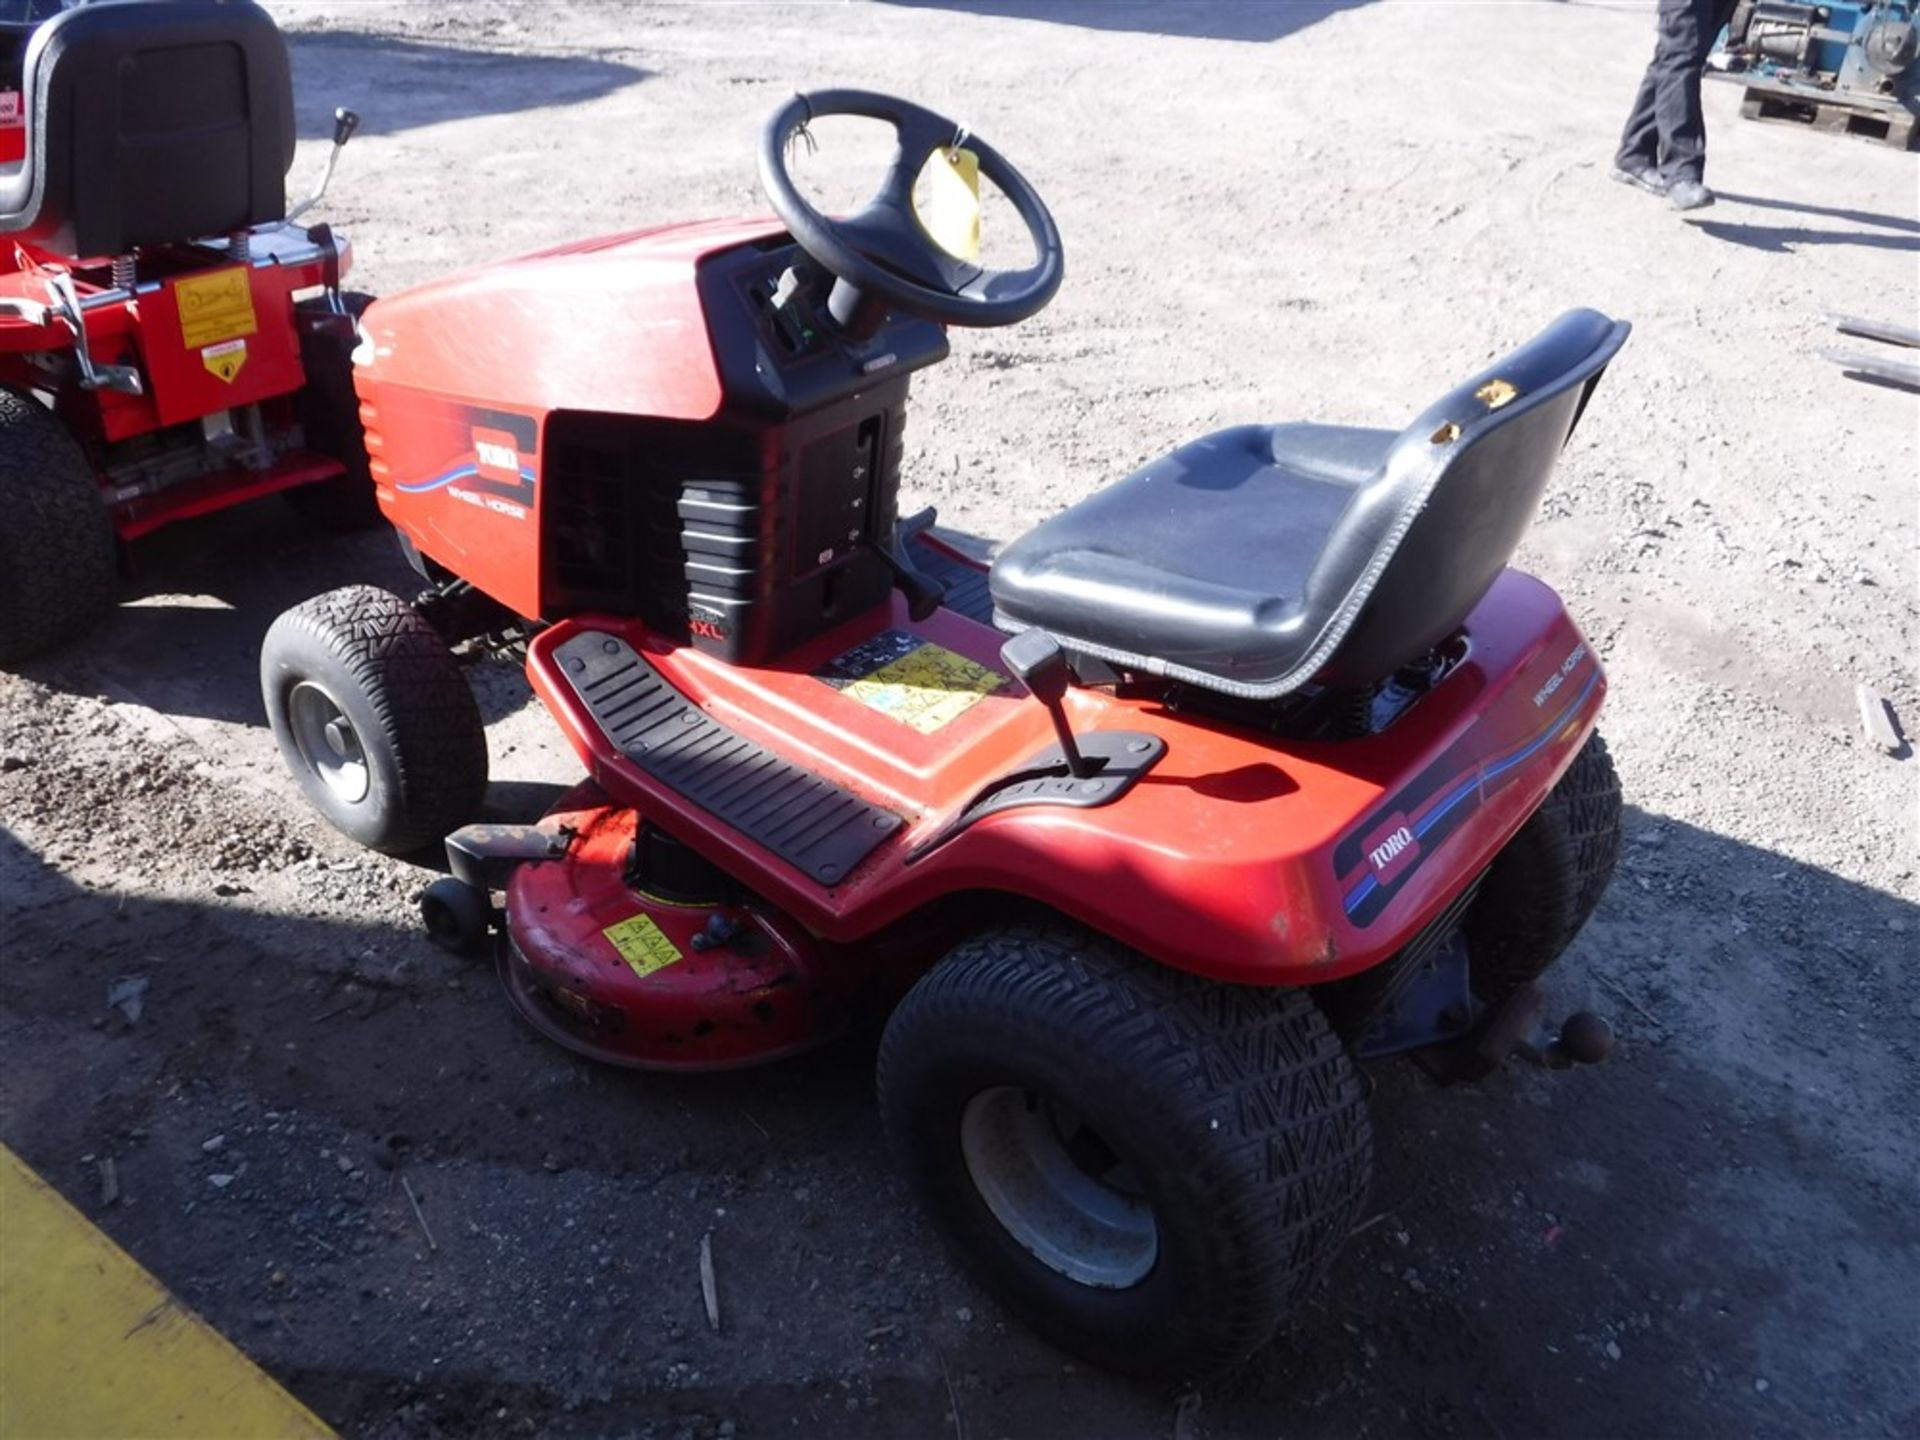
[990,309,1630,700]
[0,0,293,258]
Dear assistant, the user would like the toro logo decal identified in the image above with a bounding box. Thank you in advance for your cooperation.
[1360,813,1420,885]
[471,427,522,484]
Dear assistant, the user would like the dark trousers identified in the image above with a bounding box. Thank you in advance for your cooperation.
[1614,0,1739,183]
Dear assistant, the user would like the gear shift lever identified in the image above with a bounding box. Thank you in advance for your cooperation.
[1000,630,1093,778]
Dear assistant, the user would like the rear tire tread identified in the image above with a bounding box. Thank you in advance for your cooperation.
[1466,731,1623,1001]
[0,386,115,663]
[878,922,1372,1375]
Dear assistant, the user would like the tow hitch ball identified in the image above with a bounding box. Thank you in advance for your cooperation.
[1458,981,1615,1080]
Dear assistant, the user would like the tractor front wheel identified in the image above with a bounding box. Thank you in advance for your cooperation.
[0,386,116,664]
[261,585,488,855]
[877,923,1372,1378]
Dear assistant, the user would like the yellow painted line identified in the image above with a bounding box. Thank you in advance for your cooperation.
[0,1145,332,1439]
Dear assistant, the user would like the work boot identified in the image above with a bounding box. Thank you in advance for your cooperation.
[1668,178,1714,212]
[1610,162,1668,197]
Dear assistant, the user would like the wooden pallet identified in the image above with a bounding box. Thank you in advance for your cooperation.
[1739,87,1920,151]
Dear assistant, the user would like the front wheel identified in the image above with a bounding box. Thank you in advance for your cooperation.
[261,585,488,855]
[876,923,1372,1378]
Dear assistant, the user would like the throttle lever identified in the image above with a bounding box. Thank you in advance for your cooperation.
[868,505,947,622]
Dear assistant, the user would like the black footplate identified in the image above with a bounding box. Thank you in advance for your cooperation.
[553,631,902,885]
[911,537,997,627]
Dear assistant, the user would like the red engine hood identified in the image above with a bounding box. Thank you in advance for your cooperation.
[356,216,786,421]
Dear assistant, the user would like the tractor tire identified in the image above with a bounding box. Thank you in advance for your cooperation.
[0,386,115,664]
[284,292,381,532]
[876,922,1372,1378]
[261,585,488,855]
[1464,730,1623,1004]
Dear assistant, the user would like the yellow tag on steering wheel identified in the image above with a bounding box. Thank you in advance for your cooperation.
[918,146,981,262]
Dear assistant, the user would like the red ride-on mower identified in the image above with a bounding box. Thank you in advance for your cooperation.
[0,0,372,664]
[264,92,1629,1375]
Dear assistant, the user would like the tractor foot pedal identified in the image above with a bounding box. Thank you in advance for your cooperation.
[552,631,901,885]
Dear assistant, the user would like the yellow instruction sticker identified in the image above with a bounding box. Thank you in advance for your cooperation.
[819,631,1006,735]
[175,267,257,349]
[917,146,981,262]
[602,913,683,979]
[202,338,247,384]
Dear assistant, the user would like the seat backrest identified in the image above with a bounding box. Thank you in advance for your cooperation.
[1305,308,1629,689]
[0,0,295,257]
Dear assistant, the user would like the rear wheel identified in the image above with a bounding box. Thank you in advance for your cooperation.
[877,923,1372,1378]
[261,585,488,854]
[0,386,115,664]
[1465,730,1623,1003]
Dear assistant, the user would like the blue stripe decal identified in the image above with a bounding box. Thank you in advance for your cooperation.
[1339,666,1601,917]
[395,463,537,495]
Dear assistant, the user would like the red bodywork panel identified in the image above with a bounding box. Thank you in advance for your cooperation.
[0,232,352,540]
[502,784,922,1071]
[521,567,1605,989]
[0,94,21,167]
[355,218,775,621]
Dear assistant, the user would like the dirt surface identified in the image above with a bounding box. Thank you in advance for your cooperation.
[3,2,1917,1437]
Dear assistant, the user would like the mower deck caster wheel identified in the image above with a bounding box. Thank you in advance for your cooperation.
[421,876,492,956]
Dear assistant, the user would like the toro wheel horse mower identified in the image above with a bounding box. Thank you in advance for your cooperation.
[264,92,1629,1376]
[0,0,371,665]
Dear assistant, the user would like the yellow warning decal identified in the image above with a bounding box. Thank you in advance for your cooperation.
[917,145,981,262]
[602,912,683,978]
[202,338,247,384]
[175,267,257,349]
[819,631,1006,735]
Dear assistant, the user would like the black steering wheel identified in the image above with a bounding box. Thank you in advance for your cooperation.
[757,89,1064,332]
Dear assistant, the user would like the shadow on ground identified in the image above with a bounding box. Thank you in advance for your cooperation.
[286,32,649,140]
[17,500,532,731]
[883,0,1368,42]
[1713,191,1920,236]
[3,799,1913,1437]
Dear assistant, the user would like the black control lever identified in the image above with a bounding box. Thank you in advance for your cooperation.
[1000,630,1094,778]
[870,505,947,622]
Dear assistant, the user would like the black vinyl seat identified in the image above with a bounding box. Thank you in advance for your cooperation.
[0,0,294,258]
[990,309,1630,700]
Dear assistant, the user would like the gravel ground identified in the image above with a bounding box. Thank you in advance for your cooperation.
[3,2,1917,1437]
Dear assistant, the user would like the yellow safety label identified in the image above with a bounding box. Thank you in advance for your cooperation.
[842,641,1005,734]
[602,912,683,978]
[917,145,981,261]
[175,267,257,349]
[202,338,247,384]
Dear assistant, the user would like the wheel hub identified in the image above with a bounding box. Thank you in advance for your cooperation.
[960,1085,1157,1289]
[287,681,369,804]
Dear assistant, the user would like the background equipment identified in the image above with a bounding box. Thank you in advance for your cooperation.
[1711,0,1920,148]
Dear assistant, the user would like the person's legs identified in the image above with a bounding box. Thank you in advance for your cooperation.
[1614,62,1663,176]
[1650,0,1739,184]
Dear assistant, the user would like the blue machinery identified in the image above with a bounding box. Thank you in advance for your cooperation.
[1709,0,1920,148]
